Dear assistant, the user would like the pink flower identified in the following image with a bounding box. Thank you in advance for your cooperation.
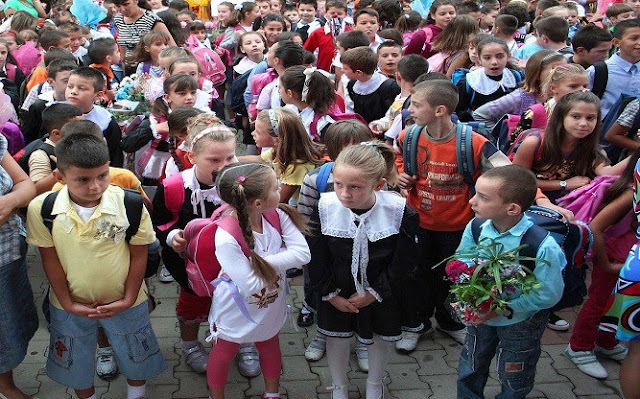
[477,298,494,313]
[446,260,473,282]
[205,21,215,29]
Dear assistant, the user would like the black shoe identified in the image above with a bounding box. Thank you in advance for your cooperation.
[286,268,303,278]
[297,310,314,327]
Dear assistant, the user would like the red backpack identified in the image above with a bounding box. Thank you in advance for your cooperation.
[186,35,227,87]
[309,111,371,141]
[183,204,282,297]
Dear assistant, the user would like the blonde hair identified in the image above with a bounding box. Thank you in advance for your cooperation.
[334,141,397,185]
[541,63,586,97]
[185,114,236,154]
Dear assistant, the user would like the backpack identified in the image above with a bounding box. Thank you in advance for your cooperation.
[5,64,16,82]
[556,175,619,225]
[451,68,470,86]
[426,51,451,74]
[600,94,640,164]
[309,111,370,141]
[187,37,227,87]
[228,69,251,116]
[1,122,25,156]
[591,61,608,99]
[157,172,187,231]
[402,123,476,193]
[183,204,282,297]
[492,102,547,153]
[15,136,55,174]
[471,205,593,310]
[316,161,335,193]
[505,128,544,161]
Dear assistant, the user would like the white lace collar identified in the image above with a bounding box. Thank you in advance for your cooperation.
[182,166,224,217]
[83,106,112,131]
[318,191,405,296]
[466,68,517,96]
[353,72,387,95]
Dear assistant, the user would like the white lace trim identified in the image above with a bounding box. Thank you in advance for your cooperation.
[322,289,341,301]
[366,287,382,302]
[353,72,387,95]
[466,68,517,96]
[181,166,223,217]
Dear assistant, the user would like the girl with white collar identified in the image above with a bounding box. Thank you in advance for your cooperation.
[455,36,524,122]
[310,141,420,399]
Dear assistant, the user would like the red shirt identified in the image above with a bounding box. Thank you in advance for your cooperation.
[304,24,353,72]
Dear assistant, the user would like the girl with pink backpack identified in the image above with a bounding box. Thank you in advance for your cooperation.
[403,0,456,59]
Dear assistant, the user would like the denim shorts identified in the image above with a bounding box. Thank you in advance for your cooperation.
[0,237,38,374]
[47,301,167,389]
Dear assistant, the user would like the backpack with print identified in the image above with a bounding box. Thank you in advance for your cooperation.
[492,102,547,153]
[504,128,544,161]
[186,35,227,87]
[183,204,282,297]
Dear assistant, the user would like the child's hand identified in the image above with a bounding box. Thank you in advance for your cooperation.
[0,196,16,225]
[348,291,376,308]
[328,296,359,313]
[566,176,591,190]
[92,299,134,319]
[471,309,499,325]
[172,230,187,252]
[397,173,416,190]
[155,121,169,136]
[68,301,99,317]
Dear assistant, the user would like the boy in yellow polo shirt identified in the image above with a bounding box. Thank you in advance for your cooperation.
[26,134,166,399]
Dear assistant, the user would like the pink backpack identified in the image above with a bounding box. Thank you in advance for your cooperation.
[309,109,371,141]
[186,35,227,87]
[426,51,451,74]
[183,204,282,297]
[557,175,620,226]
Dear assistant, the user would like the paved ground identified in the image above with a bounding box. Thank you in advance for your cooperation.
[17,247,625,399]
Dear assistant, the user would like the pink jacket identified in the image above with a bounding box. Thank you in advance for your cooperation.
[248,68,278,119]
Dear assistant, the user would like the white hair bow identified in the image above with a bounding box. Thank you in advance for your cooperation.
[301,67,332,102]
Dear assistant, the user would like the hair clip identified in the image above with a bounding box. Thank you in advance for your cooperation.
[404,13,410,19]
[268,109,279,135]
[237,176,246,184]
[359,140,380,147]
[235,3,243,10]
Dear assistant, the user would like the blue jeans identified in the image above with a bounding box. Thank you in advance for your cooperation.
[457,309,550,399]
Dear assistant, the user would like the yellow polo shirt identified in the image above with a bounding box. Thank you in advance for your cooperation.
[26,185,156,309]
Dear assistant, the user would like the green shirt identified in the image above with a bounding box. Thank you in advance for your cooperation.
[5,0,38,17]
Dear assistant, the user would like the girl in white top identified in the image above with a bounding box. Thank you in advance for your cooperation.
[207,162,311,399]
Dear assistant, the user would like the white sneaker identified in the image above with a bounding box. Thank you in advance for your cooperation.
[237,343,261,377]
[564,345,608,379]
[436,326,466,345]
[304,336,326,362]
[182,343,208,374]
[396,330,429,354]
[96,347,118,380]
[595,344,628,362]
[355,341,368,372]
[547,312,570,331]
[158,265,175,283]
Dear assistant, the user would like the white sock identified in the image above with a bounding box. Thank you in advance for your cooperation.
[366,337,391,399]
[326,337,350,399]
[181,340,199,351]
[264,393,280,398]
[127,382,146,399]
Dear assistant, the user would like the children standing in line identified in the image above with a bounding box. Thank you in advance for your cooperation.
[310,142,420,399]
[206,162,311,399]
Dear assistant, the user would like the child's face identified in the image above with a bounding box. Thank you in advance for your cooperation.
[263,21,284,44]
[408,91,439,126]
[178,13,195,23]
[431,5,456,29]
[482,10,499,29]
[298,4,316,22]
[145,39,168,61]
[49,70,72,99]
[284,9,300,24]
[147,0,164,10]
[218,5,232,23]
[378,46,401,73]
[567,10,579,26]
[0,44,7,68]
[468,176,511,221]
[317,0,326,14]
[245,7,260,23]
[333,164,381,210]
[550,74,589,99]
[241,33,266,58]
[66,75,100,112]
[336,41,347,55]
[2,37,17,52]
[578,40,612,64]
[67,30,83,52]
[614,26,640,62]
[256,169,281,211]
[188,139,236,184]
[325,6,347,19]
[341,63,359,80]
[252,119,276,147]
[355,14,379,41]
[55,37,72,52]
[195,29,207,42]
[611,11,635,24]
[563,101,598,142]
[270,0,282,14]
[57,162,111,208]
[164,85,197,109]
[468,43,479,65]
[626,0,640,14]
[107,45,122,65]
[266,42,279,67]
[158,55,173,76]
[257,1,272,17]
[171,62,200,80]
[479,43,509,77]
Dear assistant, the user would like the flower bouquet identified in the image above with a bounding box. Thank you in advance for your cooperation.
[441,238,546,324]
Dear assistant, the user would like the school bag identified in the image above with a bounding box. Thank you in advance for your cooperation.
[402,123,476,193]
[182,204,282,297]
[504,128,544,161]
[1,122,24,156]
[308,111,370,141]
[470,205,593,310]
[14,135,55,175]
[492,102,547,154]
[156,172,187,231]
[185,35,227,87]
[316,161,335,193]
[228,69,251,116]
[556,175,620,225]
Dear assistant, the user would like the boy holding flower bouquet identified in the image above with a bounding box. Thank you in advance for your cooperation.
[455,165,566,399]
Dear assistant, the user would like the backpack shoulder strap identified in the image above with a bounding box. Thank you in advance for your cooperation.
[456,123,475,194]
[122,188,144,243]
[316,162,335,193]
[402,124,423,177]
[217,215,252,257]
[470,217,484,243]
[143,61,152,74]
[518,224,549,271]
[346,79,356,97]
[592,61,608,99]
[528,103,547,128]
[6,64,16,81]
[41,191,59,234]
[158,172,185,231]
[263,208,282,234]
[309,111,323,139]
[39,142,57,170]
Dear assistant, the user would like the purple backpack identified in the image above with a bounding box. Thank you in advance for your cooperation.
[1,122,24,156]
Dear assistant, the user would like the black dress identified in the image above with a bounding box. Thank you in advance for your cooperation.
[309,191,420,343]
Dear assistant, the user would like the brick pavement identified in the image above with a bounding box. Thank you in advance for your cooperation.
[18,247,625,399]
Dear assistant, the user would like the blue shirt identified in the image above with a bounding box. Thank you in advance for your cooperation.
[243,60,269,109]
[588,53,640,118]
[514,43,543,61]
[456,215,566,326]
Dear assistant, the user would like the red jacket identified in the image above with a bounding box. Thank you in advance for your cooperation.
[304,24,353,72]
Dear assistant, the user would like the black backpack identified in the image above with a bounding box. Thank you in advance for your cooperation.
[17,136,56,175]
[228,69,252,116]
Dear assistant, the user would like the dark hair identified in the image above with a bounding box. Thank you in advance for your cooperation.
[129,31,171,63]
[42,103,83,134]
[336,30,370,50]
[431,14,479,53]
[152,74,199,117]
[176,9,198,19]
[379,29,403,46]
[613,18,640,39]
[325,0,348,12]
[228,1,258,26]
[394,10,422,34]
[499,2,527,28]
[572,25,613,51]
[302,49,315,64]
[281,65,336,113]
[56,133,110,172]
[412,79,459,114]
[158,10,189,46]
[341,46,377,75]
[70,66,105,92]
[0,38,17,65]
[537,0,560,12]
[535,16,569,43]
[168,106,203,171]
[277,31,302,42]
[481,165,538,210]
[298,0,318,9]
[397,54,429,82]
[374,0,403,29]
[88,38,118,64]
[494,14,518,36]
[10,11,37,32]
[457,1,480,15]
[424,0,457,26]
[324,120,373,159]
[354,8,379,25]
[39,29,70,50]
[477,36,511,58]
[58,22,82,33]
[47,59,77,80]
[274,40,304,68]
[602,148,640,206]
[606,3,634,18]
[44,48,77,66]
[59,120,103,139]
[261,13,287,30]
[168,56,201,75]
[168,0,189,11]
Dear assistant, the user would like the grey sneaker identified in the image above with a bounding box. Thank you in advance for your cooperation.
[355,341,368,372]
[305,336,326,361]
[96,347,118,380]
[158,265,175,283]
[182,343,208,374]
[595,343,628,362]
[237,343,261,377]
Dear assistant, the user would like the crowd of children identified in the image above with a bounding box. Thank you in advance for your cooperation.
[3,0,640,397]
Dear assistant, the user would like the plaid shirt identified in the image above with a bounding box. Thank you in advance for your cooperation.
[0,135,26,266]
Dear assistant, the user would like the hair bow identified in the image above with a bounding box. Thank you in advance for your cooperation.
[235,3,244,11]
[301,67,332,102]
[268,109,279,134]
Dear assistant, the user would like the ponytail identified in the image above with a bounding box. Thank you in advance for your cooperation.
[280,65,335,114]
[394,10,422,34]
[228,2,257,26]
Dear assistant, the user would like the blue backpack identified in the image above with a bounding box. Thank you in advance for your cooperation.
[316,162,335,193]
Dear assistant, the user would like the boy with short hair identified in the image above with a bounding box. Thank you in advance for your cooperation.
[565,1,582,39]
[341,46,400,123]
[570,25,613,68]
[607,4,635,26]
[458,1,483,21]
[480,5,499,32]
[514,16,571,60]
[492,14,520,56]
[21,49,77,113]
[295,0,322,42]
[26,133,166,399]
[59,22,87,64]
[88,38,121,90]
[376,40,401,77]
[22,59,77,144]
[27,29,72,92]
[303,0,352,72]
[66,67,124,167]
[353,8,383,51]
[626,0,640,17]
[333,30,370,105]
[456,165,566,399]
[283,4,301,24]
[588,19,640,117]
[27,104,83,194]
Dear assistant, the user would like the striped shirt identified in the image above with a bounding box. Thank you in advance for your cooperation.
[114,10,162,59]
[0,135,26,266]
